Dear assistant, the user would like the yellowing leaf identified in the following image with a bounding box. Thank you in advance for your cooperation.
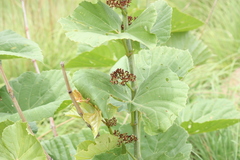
[83,110,102,138]
[75,134,118,160]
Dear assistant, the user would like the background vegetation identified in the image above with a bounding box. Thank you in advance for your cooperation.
[1,0,239,159]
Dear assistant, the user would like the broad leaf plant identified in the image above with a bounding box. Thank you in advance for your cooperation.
[0,0,239,160]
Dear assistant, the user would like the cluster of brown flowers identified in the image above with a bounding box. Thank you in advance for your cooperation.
[121,16,137,30]
[110,68,136,86]
[106,0,131,9]
[103,117,117,127]
[113,130,138,145]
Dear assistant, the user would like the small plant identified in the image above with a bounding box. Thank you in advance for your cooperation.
[0,0,240,160]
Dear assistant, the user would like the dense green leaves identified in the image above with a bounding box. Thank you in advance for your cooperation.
[141,124,192,159]
[151,0,172,45]
[72,69,131,118]
[164,32,211,65]
[59,1,173,49]
[0,121,46,160]
[42,129,94,160]
[0,30,43,62]
[75,134,119,160]
[171,8,204,32]
[111,46,193,84]
[66,40,125,68]
[132,68,189,134]
[180,99,240,134]
[0,70,70,122]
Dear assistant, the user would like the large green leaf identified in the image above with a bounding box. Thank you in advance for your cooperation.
[0,70,70,122]
[59,1,157,48]
[132,68,189,135]
[0,121,46,160]
[93,147,129,160]
[111,46,193,84]
[119,124,192,160]
[179,99,240,134]
[141,124,191,160]
[0,120,14,138]
[42,129,94,160]
[0,30,43,62]
[171,8,204,32]
[164,32,211,65]
[151,0,172,45]
[66,40,125,68]
[72,69,131,118]
[75,134,119,160]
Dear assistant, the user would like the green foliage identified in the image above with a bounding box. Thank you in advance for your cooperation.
[164,32,211,65]
[180,99,240,134]
[0,30,43,62]
[0,70,70,122]
[0,121,46,160]
[171,8,204,32]
[0,0,239,159]
[42,129,94,160]
[75,134,119,160]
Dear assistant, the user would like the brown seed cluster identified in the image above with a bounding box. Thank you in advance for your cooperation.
[103,117,117,127]
[121,16,137,30]
[113,130,138,145]
[106,0,131,9]
[110,68,136,86]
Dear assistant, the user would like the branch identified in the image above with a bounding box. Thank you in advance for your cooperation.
[60,62,91,129]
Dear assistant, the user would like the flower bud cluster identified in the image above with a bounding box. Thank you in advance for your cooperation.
[104,117,117,127]
[121,16,137,30]
[113,130,138,145]
[106,0,131,9]
[110,68,136,86]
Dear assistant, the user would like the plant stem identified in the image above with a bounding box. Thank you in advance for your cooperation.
[121,7,142,160]
[0,61,33,134]
[20,0,58,138]
[60,62,91,129]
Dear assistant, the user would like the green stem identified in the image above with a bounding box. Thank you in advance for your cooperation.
[121,7,142,160]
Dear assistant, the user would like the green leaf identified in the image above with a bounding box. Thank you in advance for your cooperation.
[75,134,119,160]
[0,30,43,62]
[0,120,14,138]
[151,0,172,45]
[164,32,211,65]
[72,69,131,118]
[42,129,94,160]
[171,8,204,32]
[93,147,129,160]
[0,70,70,122]
[132,68,189,134]
[66,40,125,68]
[111,46,193,84]
[180,99,240,134]
[119,124,192,160]
[59,1,157,48]
[141,124,192,160]
[0,121,46,160]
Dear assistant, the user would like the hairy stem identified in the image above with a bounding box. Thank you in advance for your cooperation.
[122,8,142,160]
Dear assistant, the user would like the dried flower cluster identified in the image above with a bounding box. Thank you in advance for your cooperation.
[113,130,138,145]
[103,117,117,127]
[121,16,137,30]
[106,0,131,9]
[110,68,136,86]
